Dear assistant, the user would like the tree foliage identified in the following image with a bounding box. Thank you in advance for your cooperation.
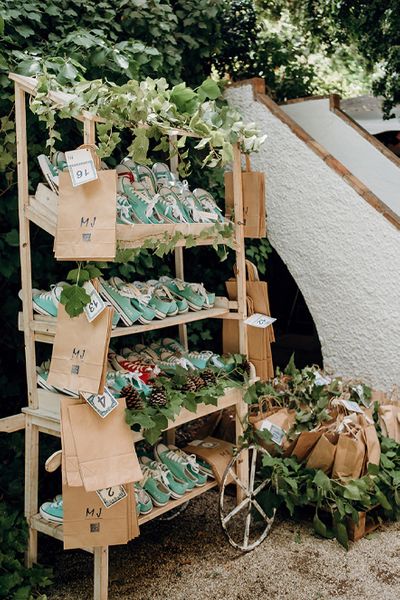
[262,0,400,113]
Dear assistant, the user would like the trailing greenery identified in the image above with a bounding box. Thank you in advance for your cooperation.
[0,502,52,600]
[126,356,249,444]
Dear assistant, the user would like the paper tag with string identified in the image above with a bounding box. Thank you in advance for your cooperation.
[65,148,98,187]
[83,281,106,322]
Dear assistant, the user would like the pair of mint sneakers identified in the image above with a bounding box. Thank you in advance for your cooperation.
[135,444,213,514]
[40,494,63,523]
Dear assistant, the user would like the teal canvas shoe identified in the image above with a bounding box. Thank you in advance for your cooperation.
[134,483,153,515]
[141,457,188,499]
[140,466,171,507]
[40,496,63,523]
[108,277,156,324]
[154,443,198,489]
[98,279,141,326]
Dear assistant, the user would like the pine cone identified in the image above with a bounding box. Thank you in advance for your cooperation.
[182,374,206,392]
[201,368,217,386]
[121,385,144,411]
[149,385,168,407]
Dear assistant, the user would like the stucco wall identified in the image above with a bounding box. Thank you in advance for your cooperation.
[226,85,400,391]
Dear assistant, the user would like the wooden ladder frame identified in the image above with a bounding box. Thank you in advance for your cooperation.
[8,72,249,600]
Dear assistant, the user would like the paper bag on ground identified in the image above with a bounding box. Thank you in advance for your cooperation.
[185,437,235,485]
[63,481,138,550]
[332,426,365,481]
[68,399,142,492]
[306,432,338,474]
[48,305,112,395]
[60,396,84,487]
[55,167,117,261]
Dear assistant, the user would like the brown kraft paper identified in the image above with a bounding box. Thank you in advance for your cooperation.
[48,305,113,395]
[55,169,117,261]
[67,399,143,492]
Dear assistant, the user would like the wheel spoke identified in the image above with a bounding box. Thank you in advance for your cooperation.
[252,498,269,522]
[249,448,257,494]
[243,502,252,550]
[228,468,250,496]
[252,479,269,497]
[222,496,250,526]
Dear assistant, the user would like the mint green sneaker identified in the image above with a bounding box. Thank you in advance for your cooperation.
[141,457,188,499]
[98,279,141,326]
[140,466,171,506]
[108,277,156,324]
[134,483,153,515]
[154,443,199,489]
[40,496,63,523]
[146,281,182,316]
[159,277,206,311]
[117,167,162,224]
[167,445,207,486]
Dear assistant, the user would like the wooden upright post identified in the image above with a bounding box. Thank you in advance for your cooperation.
[232,143,249,499]
[15,82,39,565]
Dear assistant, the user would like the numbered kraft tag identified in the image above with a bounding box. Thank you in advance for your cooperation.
[96,484,127,508]
[244,313,276,328]
[65,148,98,187]
[81,387,119,418]
[83,281,106,322]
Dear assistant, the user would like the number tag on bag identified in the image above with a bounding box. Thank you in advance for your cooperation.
[65,149,98,187]
[244,313,276,328]
[81,387,119,418]
[83,281,106,322]
[96,484,127,508]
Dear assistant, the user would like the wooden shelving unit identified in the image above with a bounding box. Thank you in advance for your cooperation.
[10,71,249,600]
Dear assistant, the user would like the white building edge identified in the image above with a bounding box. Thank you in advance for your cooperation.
[226,79,400,392]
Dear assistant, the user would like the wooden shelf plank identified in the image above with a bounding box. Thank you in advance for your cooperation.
[26,196,234,250]
[20,303,231,341]
[22,387,242,441]
[30,480,218,545]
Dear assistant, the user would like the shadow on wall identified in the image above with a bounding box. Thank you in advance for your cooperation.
[267,248,322,370]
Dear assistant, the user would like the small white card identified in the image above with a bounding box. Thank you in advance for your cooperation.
[81,387,119,418]
[244,313,276,328]
[83,281,106,322]
[340,399,364,414]
[258,418,285,446]
[65,149,98,187]
[96,485,127,508]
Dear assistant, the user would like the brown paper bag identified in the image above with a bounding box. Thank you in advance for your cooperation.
[48,305,112,394]
[306,432,338,474]
[60,396,84,487]
[55,149,117,260]
[185,437,235,485]
[63,481,138,550]
[224,156,266,238]
[332,426,365,481]
[68,399,142,492]
[223,261,274,380]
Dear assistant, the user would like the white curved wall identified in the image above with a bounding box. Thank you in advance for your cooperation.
[226,85,400,391]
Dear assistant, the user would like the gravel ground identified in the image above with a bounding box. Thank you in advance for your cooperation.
[43,490,400,600]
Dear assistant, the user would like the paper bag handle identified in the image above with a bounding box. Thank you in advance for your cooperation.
[78,144,102,170]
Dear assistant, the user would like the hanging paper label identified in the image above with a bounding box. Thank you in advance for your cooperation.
[339,399,364,414]
[65,149,98,187]
[81,387,119,418]
[244,313,276,328]
[96,484,127,508]
[83,281,106,322]
[258,418,285,446]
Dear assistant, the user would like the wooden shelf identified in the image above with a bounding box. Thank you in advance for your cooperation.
[19,301,231,343]
[26,196,234,251]
[22,387,242,440]
[31,480,218,546]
